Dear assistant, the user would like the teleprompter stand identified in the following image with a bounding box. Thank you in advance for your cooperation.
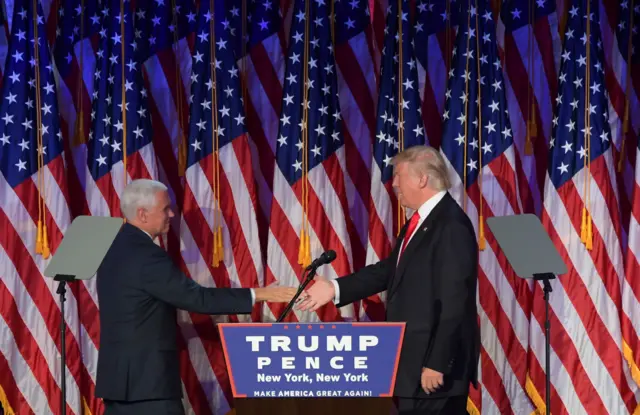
[487,214,568,415]
[44,216,123,415]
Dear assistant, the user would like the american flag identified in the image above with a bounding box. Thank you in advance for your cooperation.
[601,0,640,245]
[3,1,640,414]
[52,0,102,220]
[532,0,639,412]
[136,0,194,185]
[439,0,534,413]
[242,0,287,273]
[369,0,387,74]
[616,0,640,394]
[51,3,106,413]
[83,2,161,412]
[333,0,375,280]
[625,117,640,396]
[87,0,158,204]
[497,0,561,218]
[179,1,265,412]
[266,0,356,323]
[0,1,94,414]
[0,1,10,85]
[361,0,427,323]
[414,0,459,150]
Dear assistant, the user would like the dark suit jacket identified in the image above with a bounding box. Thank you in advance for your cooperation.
[336,193,480,399]
[95,223,253,402]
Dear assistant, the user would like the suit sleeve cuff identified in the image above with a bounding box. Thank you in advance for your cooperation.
[331,280,340,304]
[424,344,454,375]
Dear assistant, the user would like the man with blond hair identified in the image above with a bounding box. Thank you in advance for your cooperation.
[297,146,479,414]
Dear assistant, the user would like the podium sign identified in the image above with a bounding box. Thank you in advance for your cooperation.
[219,322,405,399]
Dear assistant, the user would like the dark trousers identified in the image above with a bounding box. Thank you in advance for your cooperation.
[396,395,468,415]
[103,399,185,415]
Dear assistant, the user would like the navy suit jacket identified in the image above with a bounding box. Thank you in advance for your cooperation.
[95,223,253,401]
[336,193,480,398]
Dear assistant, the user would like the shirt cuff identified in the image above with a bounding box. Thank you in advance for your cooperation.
[249,288,256,306]
[331,280,340,304]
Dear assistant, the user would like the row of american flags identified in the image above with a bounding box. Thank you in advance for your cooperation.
[0,0,638,413]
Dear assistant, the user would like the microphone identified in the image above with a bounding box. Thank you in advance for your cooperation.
[305,249,337,270]
[277,250,337,322]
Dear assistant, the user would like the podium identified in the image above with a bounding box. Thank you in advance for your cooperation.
[219,322,406,414]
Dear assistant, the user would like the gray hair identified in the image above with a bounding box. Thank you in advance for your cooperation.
[391,146,451,191]
[120,179,168,221]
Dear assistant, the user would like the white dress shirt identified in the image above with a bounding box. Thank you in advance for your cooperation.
[139,227,256,305]
[331,191,447,304]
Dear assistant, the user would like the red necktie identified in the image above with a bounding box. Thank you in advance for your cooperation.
[398,212,420,260]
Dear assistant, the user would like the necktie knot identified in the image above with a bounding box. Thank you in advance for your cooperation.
[398,212,420,262]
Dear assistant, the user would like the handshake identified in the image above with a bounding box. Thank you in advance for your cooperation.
[251,278,336,312]
[254,249,338,308]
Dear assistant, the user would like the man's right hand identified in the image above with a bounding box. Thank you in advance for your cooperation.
[295,278,335,311]
[253,286,298,303]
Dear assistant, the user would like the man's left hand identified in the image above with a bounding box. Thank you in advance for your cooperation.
[421,367,443,394]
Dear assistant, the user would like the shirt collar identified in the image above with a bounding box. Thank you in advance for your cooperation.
[131,224,154,240]
[416,190,447,220]
[123,222,155,240]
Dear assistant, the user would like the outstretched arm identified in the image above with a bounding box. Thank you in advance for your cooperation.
[142,248,297,314]
[141,249,254,315]
[334,255,393,307]
[296,255,393,312]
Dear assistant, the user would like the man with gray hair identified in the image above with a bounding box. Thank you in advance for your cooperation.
[96,179,297,415]
[297,146,479,414]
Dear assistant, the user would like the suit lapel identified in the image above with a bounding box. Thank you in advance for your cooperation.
[388,194,454,298]
[387,222,409,289]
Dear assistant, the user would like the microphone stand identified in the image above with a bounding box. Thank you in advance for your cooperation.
[277,266,319,322]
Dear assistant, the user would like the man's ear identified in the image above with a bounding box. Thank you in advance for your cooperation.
[137,207,146,223]
[420,174,429,188]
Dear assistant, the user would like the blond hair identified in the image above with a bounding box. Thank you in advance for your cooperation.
[391,146,451,191]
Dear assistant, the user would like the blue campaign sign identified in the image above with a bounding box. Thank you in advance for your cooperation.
[218,322,405,398]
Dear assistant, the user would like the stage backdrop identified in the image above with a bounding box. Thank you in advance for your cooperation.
[0,0,639,414]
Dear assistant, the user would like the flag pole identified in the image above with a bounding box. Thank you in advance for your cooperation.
[298,0,312,268]
[174,0,187,176]
[445,0,451,71]
[617,0,634,172]
[209,0,224,266]
[73,0,87,147]
[461,2,472,213]
[580,0,593,250]
[525,0,537,155]
[396,0,405,233]
[120,0,128,186]
[474,0,485,250]
[32,0,50,258]
[242,0,248,118]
